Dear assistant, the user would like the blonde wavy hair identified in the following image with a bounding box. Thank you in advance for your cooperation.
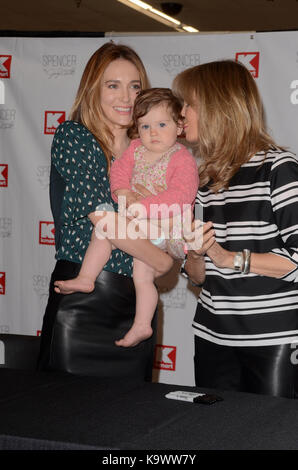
[69,42,150,172]
[172,60,277,192]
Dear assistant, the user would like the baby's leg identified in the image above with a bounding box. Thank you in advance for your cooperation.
[54,230,112,294]
[115,259,157,347]
[99,211,173,277]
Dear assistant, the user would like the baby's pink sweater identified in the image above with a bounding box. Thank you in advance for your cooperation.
[110,138,199,217]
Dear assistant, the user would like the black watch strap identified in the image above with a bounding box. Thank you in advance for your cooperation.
[180,256,204,288]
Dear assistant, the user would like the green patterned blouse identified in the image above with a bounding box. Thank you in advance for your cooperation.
[50,120,133,276]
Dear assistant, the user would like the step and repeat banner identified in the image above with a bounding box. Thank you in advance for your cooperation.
[1,31,298,385]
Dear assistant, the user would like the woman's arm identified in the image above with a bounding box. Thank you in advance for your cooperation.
[204,151,298,280]
[183,221,215,285]
[267,151,298,281]
[206,241,296,278]
[88,211,173,277]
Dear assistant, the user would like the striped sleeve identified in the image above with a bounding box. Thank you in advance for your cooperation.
[270,151,298,282]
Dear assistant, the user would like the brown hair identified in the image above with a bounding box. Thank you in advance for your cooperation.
[69,42,150,172]
[129,87,182,139]
[172,60,277,192]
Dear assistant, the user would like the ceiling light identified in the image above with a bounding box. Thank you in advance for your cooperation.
[182,25,198,33]
[117,0,199,32]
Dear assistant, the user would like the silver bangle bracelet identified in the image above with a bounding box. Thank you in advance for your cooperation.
[242,249,251,274]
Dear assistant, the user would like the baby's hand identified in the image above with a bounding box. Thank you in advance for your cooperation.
[126,192,141,207]
[134,183,165,197]
[126,201,148,220]
[114,189,141,217]
[115,189,139,206]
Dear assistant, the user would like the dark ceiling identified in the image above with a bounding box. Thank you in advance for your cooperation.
[0,0,298,34]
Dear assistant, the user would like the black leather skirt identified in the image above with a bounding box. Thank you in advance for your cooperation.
[37,260,156,381]
[194,336,298,398]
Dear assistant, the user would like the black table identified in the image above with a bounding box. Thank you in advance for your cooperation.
[0,368,298,452]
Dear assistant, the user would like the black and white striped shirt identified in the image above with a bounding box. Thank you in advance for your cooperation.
[194,148,298,346]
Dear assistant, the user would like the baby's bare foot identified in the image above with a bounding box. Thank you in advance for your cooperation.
[54,277,95,295]
[115,324,153,348]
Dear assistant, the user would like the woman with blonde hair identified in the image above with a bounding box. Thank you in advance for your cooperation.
[37,42,173,379]
[174,59,298,397]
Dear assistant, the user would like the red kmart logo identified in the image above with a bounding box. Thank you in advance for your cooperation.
[0,164,8,187]
[154,344,176,371]
[235,52,260,78]
[0,272,5,295]
[0,55,12,78]
[39,221,55,245]
[44,111,65,134]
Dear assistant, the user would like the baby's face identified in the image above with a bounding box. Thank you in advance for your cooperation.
[138,104,180,155]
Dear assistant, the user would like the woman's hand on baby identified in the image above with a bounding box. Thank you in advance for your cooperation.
[184,221,215,255]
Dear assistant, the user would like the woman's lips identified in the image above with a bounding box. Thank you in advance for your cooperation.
[113,106,132,114]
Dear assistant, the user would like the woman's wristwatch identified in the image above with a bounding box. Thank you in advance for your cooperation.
[180,256,204,287]
[233,249,251,274]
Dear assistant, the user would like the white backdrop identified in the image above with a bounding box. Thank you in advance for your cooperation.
[1,31,298,385]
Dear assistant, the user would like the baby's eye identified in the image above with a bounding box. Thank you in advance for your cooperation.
[159,122,166,128]
[141,124,149,130]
